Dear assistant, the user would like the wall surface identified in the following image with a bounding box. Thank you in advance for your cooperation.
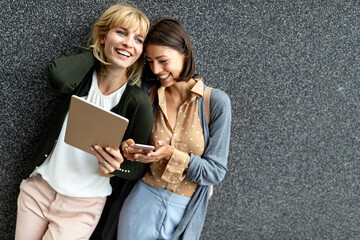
[1,0,359,239]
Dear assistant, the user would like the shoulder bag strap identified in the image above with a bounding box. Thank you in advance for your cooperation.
[204,86,213,125]
[203,86,214,199]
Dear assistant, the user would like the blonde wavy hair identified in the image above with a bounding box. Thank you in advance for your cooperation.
[91,3,150,86]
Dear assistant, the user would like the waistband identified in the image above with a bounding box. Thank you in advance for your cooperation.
[139,180,191,206]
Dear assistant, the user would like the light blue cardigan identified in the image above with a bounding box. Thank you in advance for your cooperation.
[171,86,232,240]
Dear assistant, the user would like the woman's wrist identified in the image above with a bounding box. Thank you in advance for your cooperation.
[166,145,175,161]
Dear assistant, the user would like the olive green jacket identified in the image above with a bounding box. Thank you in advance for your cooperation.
[24,51,153,180]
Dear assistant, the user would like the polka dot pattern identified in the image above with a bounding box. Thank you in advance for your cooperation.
[142,80,205,198]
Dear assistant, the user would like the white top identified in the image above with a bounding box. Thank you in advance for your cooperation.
[32,71,127,197]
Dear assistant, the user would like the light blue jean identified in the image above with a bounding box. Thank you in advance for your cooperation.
[117,180,191,240]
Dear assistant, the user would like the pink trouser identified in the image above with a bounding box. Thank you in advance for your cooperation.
[15,174,106,240]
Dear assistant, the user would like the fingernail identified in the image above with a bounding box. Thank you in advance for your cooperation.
[94,145,99,150]
[135,155,139,158]
[106,147,111,151]
[147,153,152,157]
[90,147,94,151]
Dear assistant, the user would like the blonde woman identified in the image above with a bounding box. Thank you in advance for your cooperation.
[15,3,152,239]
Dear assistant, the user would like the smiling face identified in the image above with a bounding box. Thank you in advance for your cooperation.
[145,44,186,87]
[101,26,144,71]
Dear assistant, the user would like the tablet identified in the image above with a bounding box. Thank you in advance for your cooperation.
[65,95,129,154]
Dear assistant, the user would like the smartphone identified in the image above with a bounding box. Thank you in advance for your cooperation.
[133,144,155,151]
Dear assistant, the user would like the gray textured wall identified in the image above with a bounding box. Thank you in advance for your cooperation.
[1,0,359,239]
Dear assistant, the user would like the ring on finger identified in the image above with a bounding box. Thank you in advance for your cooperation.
[124,147,129,154]
[102,161,107,166]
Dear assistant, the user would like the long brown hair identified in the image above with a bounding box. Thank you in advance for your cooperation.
[145,18,196,82]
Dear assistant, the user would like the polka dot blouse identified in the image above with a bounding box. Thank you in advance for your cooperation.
[142,80,205,198]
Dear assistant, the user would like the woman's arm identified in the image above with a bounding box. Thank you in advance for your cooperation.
[91,91,153,179]
[46,50,96,93]
[125,89,232,185]
[186,89,232,185]
[111,90,154,179]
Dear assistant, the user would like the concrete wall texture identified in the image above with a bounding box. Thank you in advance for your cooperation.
[1,0,359,239]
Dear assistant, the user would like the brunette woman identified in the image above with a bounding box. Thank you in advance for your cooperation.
[119,18,231,240]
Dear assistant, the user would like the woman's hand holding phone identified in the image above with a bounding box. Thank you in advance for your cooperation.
[121,139,154,161]
[121,139,173,163]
